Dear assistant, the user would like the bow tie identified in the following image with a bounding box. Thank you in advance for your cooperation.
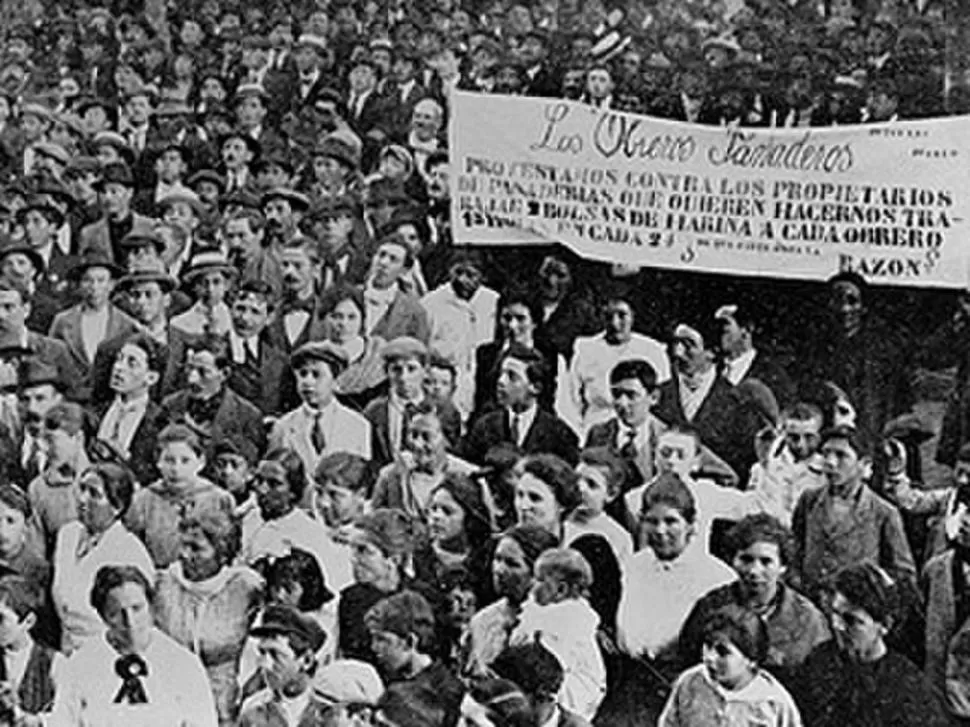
[114,654,149,704]
[281,297,316,315]
[187,393,222,425]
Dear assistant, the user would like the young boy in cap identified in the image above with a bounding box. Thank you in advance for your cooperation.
[170,250,236,337]
[239,605,330,726]
[213,435,258,522]
[268,341,372,478]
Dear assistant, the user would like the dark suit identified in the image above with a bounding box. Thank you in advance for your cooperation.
[29,245,78,333]
[225,333,289,416]
[157,386,266,462]
[78,213,155,266]
[654,375,757,481]
[740,351,796,409]
[93,398,163,485]
[16,642,56,715]
[472,340,559,421]
[265,301,328,355]
[48,304,141,402]
[364,395,462,470]
[90,327,200,407]
[539,292,600,363]
[462,407,579,466]
[366,287,431,344]
[24,332,84,402]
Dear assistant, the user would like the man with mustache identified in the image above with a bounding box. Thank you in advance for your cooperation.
[265,241,327,354]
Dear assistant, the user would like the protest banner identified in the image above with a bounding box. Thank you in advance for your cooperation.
[449,90,970,288]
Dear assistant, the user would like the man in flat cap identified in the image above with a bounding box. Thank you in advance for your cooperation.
[269,340,371,477]
[238,605,331,726]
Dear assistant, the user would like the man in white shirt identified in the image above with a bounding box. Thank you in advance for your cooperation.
[568,296,669,437]
[421,251,498,421]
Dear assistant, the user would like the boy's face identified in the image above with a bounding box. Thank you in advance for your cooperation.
[295,361,335,408]
[387,356,425,400]
[575,463,613,517]
[369,629,412,675]
[657,432,699,478]
[157,441,204,486]
[314,481,364,528]
[257,634,310,694]
[214,452,250,494]
[611,377,656,428]
[425,365,456,401]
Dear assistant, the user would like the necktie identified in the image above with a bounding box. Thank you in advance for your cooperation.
[510,413,521,446]
[311,411,326,454]
[621,429,638,461]
[401,402,418,450]
[25,439,43,481]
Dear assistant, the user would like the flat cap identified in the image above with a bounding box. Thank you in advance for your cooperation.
[250,604,327,652]
[290,341,349,375]
[381,336,428,363]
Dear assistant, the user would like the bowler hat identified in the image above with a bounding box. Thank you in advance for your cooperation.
[261,187,310,212]
[0,236,44,275]
[69,248,123,280]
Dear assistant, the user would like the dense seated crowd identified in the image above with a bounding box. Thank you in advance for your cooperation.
[0,0,959,724]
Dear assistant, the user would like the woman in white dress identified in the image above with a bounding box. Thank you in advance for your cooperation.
[50,463,155,654]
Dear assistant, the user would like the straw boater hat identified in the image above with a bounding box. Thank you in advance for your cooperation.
[180,249,238,284]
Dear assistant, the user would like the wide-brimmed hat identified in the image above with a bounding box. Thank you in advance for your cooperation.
[117,261,176,292]
[261,187,310,212]
[188,169,226,194]
[157,190,206,218]
[180,249,237,284]
[0,236,44,274]
[16,194,65,226]
[68,248,124,280]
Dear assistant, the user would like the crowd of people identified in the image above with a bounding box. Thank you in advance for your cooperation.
[0,0,958,724]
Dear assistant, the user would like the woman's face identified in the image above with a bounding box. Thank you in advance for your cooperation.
[733,541,785,604]
[103,582,154,655]
[178,526,222,582]
[77,471,119,534]
[253,461,297,521]
[326,298,363,344]
[0,502,26,558]
[830,591,886,662]
[427,488,465,544]
[641,503,693,561]
[514,473,562,535]
[349,530,397,588]
[491,536,532,603]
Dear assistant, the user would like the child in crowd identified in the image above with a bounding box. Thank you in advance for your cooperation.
[564,447,634,565]
[212,436,258,524]
[510,548,606,721]
[659,609,801,727]
[0,576,56,718]
[124,424,233,567]
[170,250,235,337]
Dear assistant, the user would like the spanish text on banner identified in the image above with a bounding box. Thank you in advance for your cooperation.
[448,90,970,288]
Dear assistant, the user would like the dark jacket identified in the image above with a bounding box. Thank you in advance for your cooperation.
[156,386,266,462]
[462,407,579,466]
[363,395,462,471]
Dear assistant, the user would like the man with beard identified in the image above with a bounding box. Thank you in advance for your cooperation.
[421,251,498,421]
[655,322,759,481]
[266,241,327,353]
[224,280,287,417]
[261,187,310,248]
[567,296,670,437]
[78,162,153,266]
[156,336,265,463]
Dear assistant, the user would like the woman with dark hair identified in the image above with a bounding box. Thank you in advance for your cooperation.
[320,283,387,410]
[679,514,829,682]
[463,524,559,676]
[791,562,950,727]
[514,454,583,541]
[472,286,561,420]
[154,508,263,725]
[51,463,155,654]
[414,471,496,609]
[40,565,218,727]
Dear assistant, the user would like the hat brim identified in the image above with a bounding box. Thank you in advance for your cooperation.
[0,246,45,274]
[69,258,125,280]
[182,263,239,282]
[117,272,177,292]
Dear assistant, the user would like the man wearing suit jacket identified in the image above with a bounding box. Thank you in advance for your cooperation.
[48,251,140,403]
[94,333,164,485]
[713,303,796,409]
[265,242,328,354]
[224,281,289,417]
[463,344,579,466]
[155,337,265,464]
[14,196,77,333]
[364,337,461,470]
[90,263,198,407]
[78,162,154,266]
[0,358,66,487]
[654,323,759,481]
[360,233,430,344]
[268,341,371,480]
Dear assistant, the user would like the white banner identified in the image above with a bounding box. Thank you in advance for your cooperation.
[449,91,970,288]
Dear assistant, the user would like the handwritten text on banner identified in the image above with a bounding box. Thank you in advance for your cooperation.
[448,91,970,288]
